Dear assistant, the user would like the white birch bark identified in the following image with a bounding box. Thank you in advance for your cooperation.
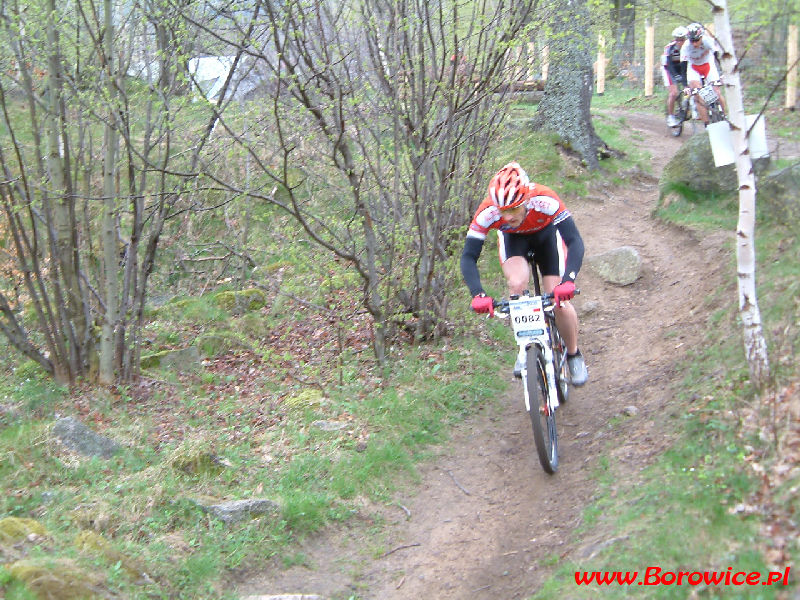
[712,0,770,389]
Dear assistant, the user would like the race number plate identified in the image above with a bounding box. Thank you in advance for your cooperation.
[509,296,546,343]
[698,84,718,105]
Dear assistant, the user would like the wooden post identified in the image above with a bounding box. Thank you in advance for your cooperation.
[541,44,549,81]
[597,34,606,95]
[787,25,798,109]
[644,20,654,96]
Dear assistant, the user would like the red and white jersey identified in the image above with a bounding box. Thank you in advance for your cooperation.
[466,182,570,241]
[680,36,719,66]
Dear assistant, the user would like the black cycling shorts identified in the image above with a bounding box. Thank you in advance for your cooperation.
[497,223,560,277]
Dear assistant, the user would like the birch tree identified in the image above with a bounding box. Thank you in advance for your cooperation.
[712,0,770,388]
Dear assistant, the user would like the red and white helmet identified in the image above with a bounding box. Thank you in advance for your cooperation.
[687,23,704,42]
[488,162,529,209]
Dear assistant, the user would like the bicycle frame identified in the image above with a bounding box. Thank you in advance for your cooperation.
[683,78,725,122]
[507,295,560,416]
[491,254,573,473]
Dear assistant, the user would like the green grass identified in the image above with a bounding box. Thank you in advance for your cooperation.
[0,329,507,599]
[1,77,797,600]
[591,81,663,112]
[527,108,799,599]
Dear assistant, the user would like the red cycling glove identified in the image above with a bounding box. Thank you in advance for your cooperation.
[552,281,575,307]
[471,294,494,317]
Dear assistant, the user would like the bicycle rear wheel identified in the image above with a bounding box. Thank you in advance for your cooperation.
[669,103,684,137]
[526,345,559,473]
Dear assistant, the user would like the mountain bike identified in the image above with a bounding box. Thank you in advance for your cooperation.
[668,75,689,137]
[493,256,574,474]
[671,78,726,135]
[690,77,726,124]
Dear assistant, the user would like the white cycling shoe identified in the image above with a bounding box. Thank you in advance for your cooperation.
[567,352,589,387]
[666,114,680,127]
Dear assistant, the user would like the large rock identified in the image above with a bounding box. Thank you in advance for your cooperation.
[585,246,642,286]
[140,346,201,372]
[203,499,280,524]
[52,416,120,459]
[659,130,770,198]
[757,162,800,229]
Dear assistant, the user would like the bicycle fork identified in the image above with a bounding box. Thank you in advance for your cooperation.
[520,342,560,415]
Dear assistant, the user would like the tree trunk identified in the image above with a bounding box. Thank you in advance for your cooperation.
[532,0,615,169]
[99,0,119,384]
[712,0,771,389]
[45,0,82,383]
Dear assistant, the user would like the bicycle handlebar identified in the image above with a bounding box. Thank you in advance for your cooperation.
[683,79,722,95]
[492,289,581,312]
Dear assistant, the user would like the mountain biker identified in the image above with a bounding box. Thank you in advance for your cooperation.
[662,26,688,127]
[680,22,727,125]
[460,162,588,386]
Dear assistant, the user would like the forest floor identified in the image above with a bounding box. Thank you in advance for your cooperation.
[232,111,793,600]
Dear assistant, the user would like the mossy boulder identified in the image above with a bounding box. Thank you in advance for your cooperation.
[140,346,201,372]
[150,297,227,323]
[659,131,770,198]
[283,389,325,411]
[164,437,229,475]
[0,517,47,542]
[757,161,800,229]
[150,297,195,319]
[4,558,103,599]
[69,501,114,532]
[74,531,144,579]
[213,288,267,314]
[194,331,250,358]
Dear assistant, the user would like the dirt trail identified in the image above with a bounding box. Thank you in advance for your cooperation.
[235,113,731,599]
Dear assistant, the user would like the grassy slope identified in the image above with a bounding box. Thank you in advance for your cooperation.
[0,80,798,599]
[529,97,799,597]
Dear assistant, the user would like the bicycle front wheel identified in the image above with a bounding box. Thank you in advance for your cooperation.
[549,323,569,405]
[708,102,726,124]
[526,345,559,473]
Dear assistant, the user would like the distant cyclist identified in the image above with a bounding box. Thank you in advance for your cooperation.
[460,162,588,386]
[680,22,727,125]
[662,26,688,127]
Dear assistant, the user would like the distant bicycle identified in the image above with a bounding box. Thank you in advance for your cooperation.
[493,254,574,474]
[692,78,726,125]
[670,77,726,136]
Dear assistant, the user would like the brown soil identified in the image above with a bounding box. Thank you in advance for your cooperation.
[232,113,741,599]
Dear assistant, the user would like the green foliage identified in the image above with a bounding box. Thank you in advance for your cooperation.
[0,323,506,598]
[214,289,267,313]
[153,296,230,324]
[1,57,796,600]
[194,331,249,358]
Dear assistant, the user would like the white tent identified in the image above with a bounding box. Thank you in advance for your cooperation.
[187,56,236,101]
